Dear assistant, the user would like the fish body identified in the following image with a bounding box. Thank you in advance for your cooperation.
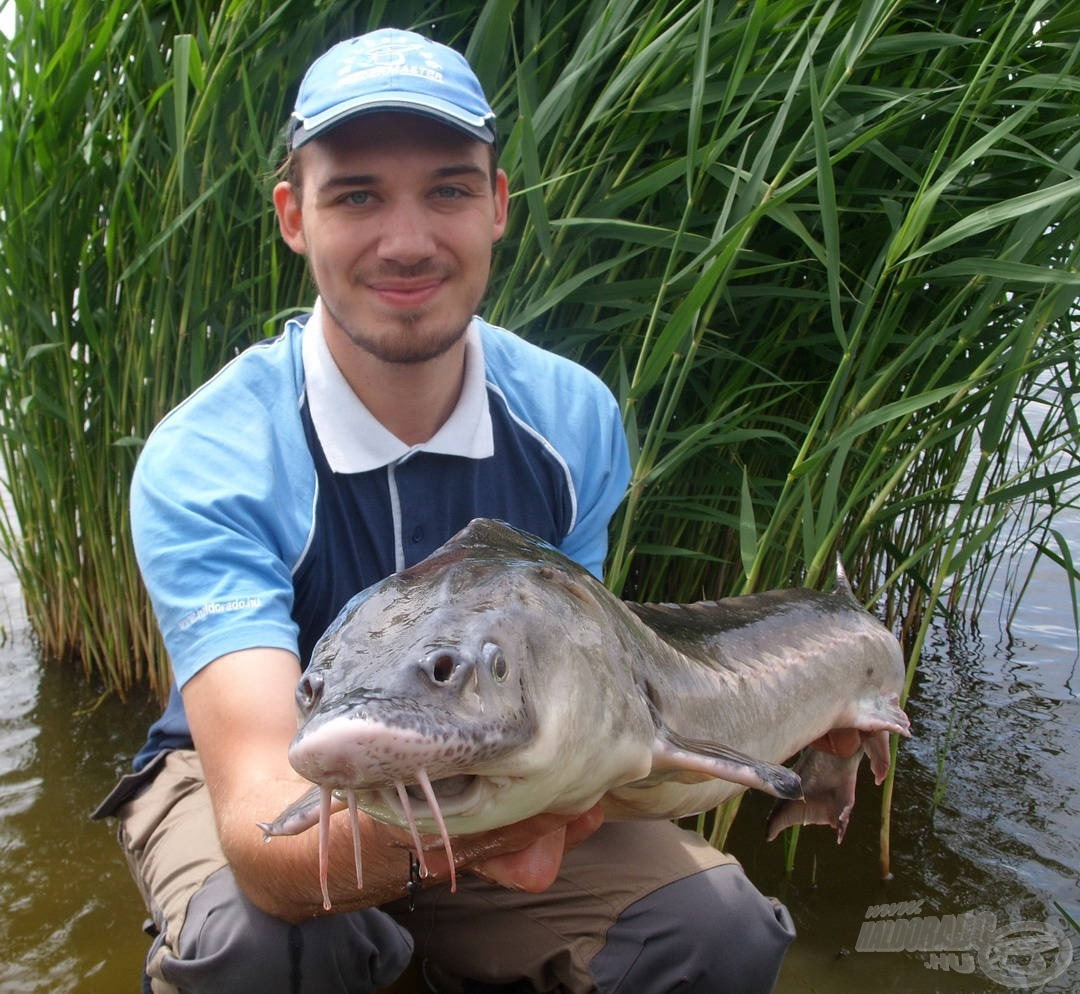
[263,518,910,904]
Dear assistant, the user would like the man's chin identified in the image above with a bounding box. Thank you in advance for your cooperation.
[370,329,468,365]
[333,313,470,365]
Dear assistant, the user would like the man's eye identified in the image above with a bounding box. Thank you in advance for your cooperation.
[433,186,467,200]
[343,191,371,206]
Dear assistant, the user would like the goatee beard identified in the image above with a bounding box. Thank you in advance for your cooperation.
[324,304,469,366]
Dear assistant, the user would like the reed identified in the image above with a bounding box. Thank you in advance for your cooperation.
[1,1,1077,864]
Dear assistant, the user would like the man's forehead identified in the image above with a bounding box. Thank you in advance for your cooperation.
[309,109,483,155]
[296,112,492,187]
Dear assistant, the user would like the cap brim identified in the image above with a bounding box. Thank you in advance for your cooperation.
[289,99,495,149]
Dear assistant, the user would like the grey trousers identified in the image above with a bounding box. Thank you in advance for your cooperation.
[105,750,794,993]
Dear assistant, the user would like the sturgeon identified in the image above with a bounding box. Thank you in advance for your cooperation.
[262,518,910,908]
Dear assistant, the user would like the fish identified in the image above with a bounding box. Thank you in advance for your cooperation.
[260,518,910,909]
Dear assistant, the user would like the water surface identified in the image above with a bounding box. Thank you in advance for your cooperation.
[0,555,154,990]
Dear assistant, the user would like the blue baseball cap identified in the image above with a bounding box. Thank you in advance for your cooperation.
[287,29,496,149]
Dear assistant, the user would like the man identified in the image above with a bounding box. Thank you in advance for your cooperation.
[96,28,794,994]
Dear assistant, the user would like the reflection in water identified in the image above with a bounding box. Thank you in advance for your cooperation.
[0,511,1076,991]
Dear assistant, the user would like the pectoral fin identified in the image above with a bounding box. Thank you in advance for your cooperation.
[637,683,802,800]
[651,726,804,800]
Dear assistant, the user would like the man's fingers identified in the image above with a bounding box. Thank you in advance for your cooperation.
[468,825,568,892]
[564,803,604,849]
[465,803,604,891]
[380,803,606,892]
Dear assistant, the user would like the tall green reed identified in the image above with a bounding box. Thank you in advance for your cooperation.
[1,0,1077,868]
[481,0,1079,617]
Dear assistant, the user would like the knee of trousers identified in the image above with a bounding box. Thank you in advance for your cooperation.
[155,867,414,994]
[588,863,795,994]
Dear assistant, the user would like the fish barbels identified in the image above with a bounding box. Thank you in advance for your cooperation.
[262,518,910,907]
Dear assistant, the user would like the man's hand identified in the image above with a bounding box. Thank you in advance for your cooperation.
[386,802,606,894]
[468,803,605,891]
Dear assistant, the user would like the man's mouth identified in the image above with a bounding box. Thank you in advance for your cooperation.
[368,275,446,309]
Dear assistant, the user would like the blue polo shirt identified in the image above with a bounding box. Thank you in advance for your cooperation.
[130,303,630,769]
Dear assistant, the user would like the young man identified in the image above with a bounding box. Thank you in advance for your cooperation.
[97,28,794,994]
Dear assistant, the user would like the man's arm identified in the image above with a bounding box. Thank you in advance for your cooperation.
[183,647,603,921]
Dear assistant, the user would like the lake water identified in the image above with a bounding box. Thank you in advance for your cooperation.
[0,507,1076,992]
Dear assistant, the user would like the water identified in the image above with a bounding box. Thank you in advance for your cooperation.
[0,511,1076,992]
[0,555,155,991]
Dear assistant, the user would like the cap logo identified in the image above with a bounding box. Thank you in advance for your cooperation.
[334,38,444,91]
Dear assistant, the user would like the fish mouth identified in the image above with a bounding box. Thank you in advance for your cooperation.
[358,770,506,899]
[404,773,475,802]
[378,773,490,821]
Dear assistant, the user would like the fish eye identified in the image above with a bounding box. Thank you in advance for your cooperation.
[484,643,509,682]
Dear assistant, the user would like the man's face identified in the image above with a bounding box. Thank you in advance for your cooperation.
[274,112,508,365]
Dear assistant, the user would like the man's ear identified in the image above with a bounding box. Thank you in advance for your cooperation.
[492,168,510,243]
[273,181,307,255]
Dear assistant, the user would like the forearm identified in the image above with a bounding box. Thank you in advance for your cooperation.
[217,779,420,920]
[219,778,604,922]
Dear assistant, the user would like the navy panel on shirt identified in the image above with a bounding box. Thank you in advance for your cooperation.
[290,388,573,666]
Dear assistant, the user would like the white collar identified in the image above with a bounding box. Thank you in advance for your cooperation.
[301,300,494,474]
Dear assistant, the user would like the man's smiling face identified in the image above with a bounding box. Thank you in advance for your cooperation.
[275,112,508,366]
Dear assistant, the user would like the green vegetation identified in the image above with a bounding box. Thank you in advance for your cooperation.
[1,0,1077,863]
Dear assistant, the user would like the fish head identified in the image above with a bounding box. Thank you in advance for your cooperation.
[287,519,648,830]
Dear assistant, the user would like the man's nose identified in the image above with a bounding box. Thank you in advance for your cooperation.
[376,200,437,265]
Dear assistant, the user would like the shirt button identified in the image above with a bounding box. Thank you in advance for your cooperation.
[411,526,424,544]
